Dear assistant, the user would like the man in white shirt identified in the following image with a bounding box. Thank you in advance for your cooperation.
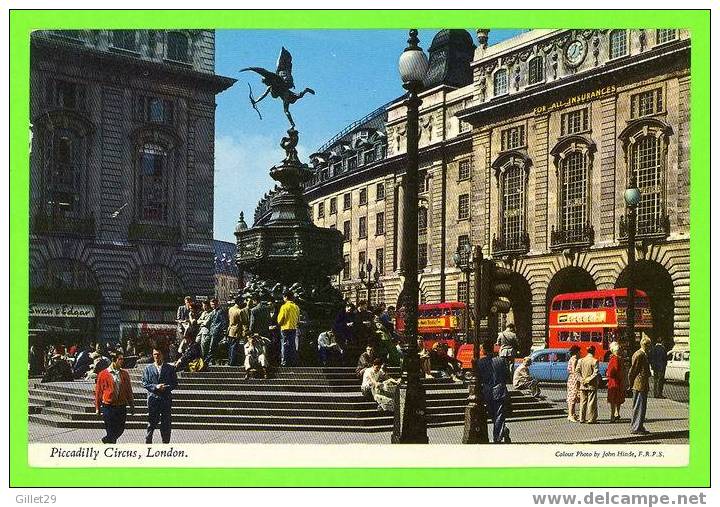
[361,359,399,412]
[317,329,343,366]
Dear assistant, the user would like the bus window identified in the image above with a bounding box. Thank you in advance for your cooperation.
[591,331,602,342]
[534,353,551,362]
[559,331,568,342]
[616,296,627,307]
[604,297,614,307]
[552,301,561,310]
[570,300,581,310]
[636,298,649,308]
[561,300,573,310]
[683,351,690,361]
[570,332,580,342]
[580,332,591,342]
[592,298,604,308]
[582,298,593,309]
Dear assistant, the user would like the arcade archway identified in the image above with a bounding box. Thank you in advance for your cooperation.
[500,272,533,356]
[545,266,597,340]
[616,260,674,347]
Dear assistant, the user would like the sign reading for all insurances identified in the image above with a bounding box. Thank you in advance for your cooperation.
[533,85,617,115]
[557,311,606,324]
[29,304,95,319]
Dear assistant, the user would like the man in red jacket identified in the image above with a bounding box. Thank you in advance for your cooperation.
[94,351,135,444]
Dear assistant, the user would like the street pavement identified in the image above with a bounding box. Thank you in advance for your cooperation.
[29,383,688,445]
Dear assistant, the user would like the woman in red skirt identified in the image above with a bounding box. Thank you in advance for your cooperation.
[606,341,626,422]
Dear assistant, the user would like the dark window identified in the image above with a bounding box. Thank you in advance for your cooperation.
[343,221,351,241]
[656,29,677,45]
[359,188,367,205]
[47,129,81,214]
[343,193,351,210]
[500,165,526,247]
[317,202,325,219]
[138,143,168,223]
[458,194,470,220]
[494,68,508,96]
[137,96,174,125]
[552,301,562,310]
[631,89,663,118]
[376,212,385,235]
[528,56,545,85]
[347,156,358,171]
[358,216,367,239]
[329,197,337,214]
[167,31,190,62]
[581,298,593,309]
[631,135,664,231]
[342,255,350,280]
[358,251,366,277]
[47,79,85,111]
[458,159,471,180]
[363,150,376,165]
[558,151,588,233]
[418,207,428,235]
[609,30,628,59]
[501,125,525,151]
[42,259,95,290]
[376,248,384,275]
[418,243,428,269]
[333,163,342,176]
[376,182,385,200]
[112,30,138,51]
[561,108,589,136]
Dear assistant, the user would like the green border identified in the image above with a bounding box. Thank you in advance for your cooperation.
[10,9,710,487]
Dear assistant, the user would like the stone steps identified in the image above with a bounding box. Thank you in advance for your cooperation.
[29,366,566,432]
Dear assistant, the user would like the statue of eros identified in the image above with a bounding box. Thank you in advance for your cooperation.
[241,47,315,129]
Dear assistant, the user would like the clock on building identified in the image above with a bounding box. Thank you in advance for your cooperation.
[564,39,587,66]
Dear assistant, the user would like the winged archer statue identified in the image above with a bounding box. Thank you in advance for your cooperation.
[241,47,315,129]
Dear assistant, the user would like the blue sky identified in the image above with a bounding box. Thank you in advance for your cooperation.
[213,29,524,242]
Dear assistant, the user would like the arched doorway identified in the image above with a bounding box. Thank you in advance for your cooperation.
[545,266,597,342]
[615,260,674,347]
[498,272,533,356]
[29,258,101,357]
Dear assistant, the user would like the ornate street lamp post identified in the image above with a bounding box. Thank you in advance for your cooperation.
[359,260,381,307]
[453,243,473,338]
[624,173,642,348]
[392,29,429,444]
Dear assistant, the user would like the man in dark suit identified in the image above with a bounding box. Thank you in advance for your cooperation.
[141,348,178,444]
[476,339,511,443]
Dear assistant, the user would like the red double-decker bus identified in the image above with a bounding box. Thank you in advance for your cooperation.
[548,288,653,360]
[395,302,468,352]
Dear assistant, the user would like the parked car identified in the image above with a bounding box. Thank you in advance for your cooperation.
[522,348,609,383]
[664,348,690,384]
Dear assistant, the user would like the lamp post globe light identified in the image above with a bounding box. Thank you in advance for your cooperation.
[392,29,429,444]
[624,174,641,349]
[453,243,473,338]
[359,260,381,307]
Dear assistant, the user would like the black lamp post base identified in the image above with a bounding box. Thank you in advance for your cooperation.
[462,380,489,444]
[391,380,429,444]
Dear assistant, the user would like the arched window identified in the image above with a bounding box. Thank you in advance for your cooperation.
[494,68,508,96]
[631,136,664,232]
[528,56,545,85]
[167,31,190,62]
[558,151,589,240]
[501,165,526,248]
[45,128,83,215]
[138,143,168,223]
[609,30,628,59]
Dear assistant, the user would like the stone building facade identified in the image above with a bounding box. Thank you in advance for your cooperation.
[29,30,235,346]
[261,28,691,349]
